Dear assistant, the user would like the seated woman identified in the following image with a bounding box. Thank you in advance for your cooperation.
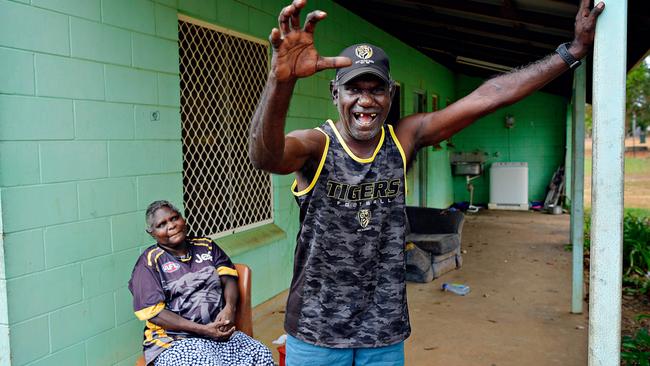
[128,200,274,366]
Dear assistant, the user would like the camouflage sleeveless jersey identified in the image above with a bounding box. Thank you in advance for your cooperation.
[286,119,410,348]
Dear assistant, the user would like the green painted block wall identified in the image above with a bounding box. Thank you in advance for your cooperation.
[0,0,456,364]
[451,75,569,205]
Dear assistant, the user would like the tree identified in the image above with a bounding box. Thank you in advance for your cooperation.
[586,57,650,137]
[626,58,650,134]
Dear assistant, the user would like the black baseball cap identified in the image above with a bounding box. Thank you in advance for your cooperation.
[334,44,391,85]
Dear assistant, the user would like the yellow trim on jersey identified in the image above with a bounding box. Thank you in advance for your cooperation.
[191,237,213,246]
[191,237,212,242]
[151,338,172,349]
[292,128,330,197]
[217,266,239,277]
[327,120,385,163]
[147,248,163,267]
[387,124,408,196]
[145,320,162,333]
[153,250,165,266]
[134,302,165,321]
[144,321,172,348]
[192,242,212,250]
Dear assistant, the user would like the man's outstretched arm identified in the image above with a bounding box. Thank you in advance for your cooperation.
[397,0,604,152]
[249,0,351,174]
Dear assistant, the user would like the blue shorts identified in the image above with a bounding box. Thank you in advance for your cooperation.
[285,335,404,366]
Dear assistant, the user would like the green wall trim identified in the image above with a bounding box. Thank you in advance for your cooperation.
[216,223,287,258]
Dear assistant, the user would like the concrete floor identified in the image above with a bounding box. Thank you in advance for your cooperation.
[252,210,589,365]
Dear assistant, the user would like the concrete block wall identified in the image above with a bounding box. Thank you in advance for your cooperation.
[0,0,457,365]
[451,74,568,204]
[0,0,181,365]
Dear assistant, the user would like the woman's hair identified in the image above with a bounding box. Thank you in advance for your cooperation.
[145,200,181,231]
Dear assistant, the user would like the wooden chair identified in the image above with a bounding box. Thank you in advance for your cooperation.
[135,263,253,366]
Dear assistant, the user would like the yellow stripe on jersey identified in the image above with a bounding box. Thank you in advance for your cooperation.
[135,302,165,321]
[292,128,330,197]
[144,327,155,343]
[153,250,165,266]
[327,119,385,163]
[191,237,213,244]
[145,320,162,332]
[152,339,171,349]
[192,242,212,250]
[387,124,408,196]
[147,248,162,267]
[144,321,171,348]
[217,266,238,277]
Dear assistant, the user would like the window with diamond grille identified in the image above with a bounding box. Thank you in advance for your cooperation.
[178,16,272,238]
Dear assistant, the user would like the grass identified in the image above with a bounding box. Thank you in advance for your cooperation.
[626,157,650,175]
[583,207,650,218]
[584,156,650,176]
[583,155,650,212]
[626,208,650,219]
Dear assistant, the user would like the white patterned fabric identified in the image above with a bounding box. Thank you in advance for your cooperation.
[153,332,274,366]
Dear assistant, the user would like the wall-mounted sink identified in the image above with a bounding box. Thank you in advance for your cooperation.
[450,151,487,176]
[452,162,482,176]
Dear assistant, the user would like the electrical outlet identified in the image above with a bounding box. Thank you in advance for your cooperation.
[151,111,160,121]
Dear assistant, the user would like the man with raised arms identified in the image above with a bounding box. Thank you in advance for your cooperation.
[249,1,603,364]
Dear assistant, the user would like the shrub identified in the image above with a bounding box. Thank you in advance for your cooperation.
[622,315,650,366]
[622,213,650,295]
[583,212,649,294]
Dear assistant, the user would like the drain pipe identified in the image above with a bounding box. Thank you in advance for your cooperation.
[589,0,626,364]
[570,63,586,314]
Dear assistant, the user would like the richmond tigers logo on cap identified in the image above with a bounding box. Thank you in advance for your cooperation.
[355,45,373,59]
[354,45,374,64]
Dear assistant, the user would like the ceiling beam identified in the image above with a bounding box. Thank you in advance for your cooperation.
[362,0,576,31]
[357,5,567,48]
[417,43,539,68]
[407,32,547,60]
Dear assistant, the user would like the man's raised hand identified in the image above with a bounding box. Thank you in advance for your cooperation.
[571,0,605,58]
[269,0,351,82]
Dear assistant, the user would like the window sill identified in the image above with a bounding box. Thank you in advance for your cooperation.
[215,223,287,258]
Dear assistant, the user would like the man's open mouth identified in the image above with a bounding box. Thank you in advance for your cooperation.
[353,112,378,124]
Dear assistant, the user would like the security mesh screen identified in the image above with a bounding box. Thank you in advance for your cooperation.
[179,18,272,237]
